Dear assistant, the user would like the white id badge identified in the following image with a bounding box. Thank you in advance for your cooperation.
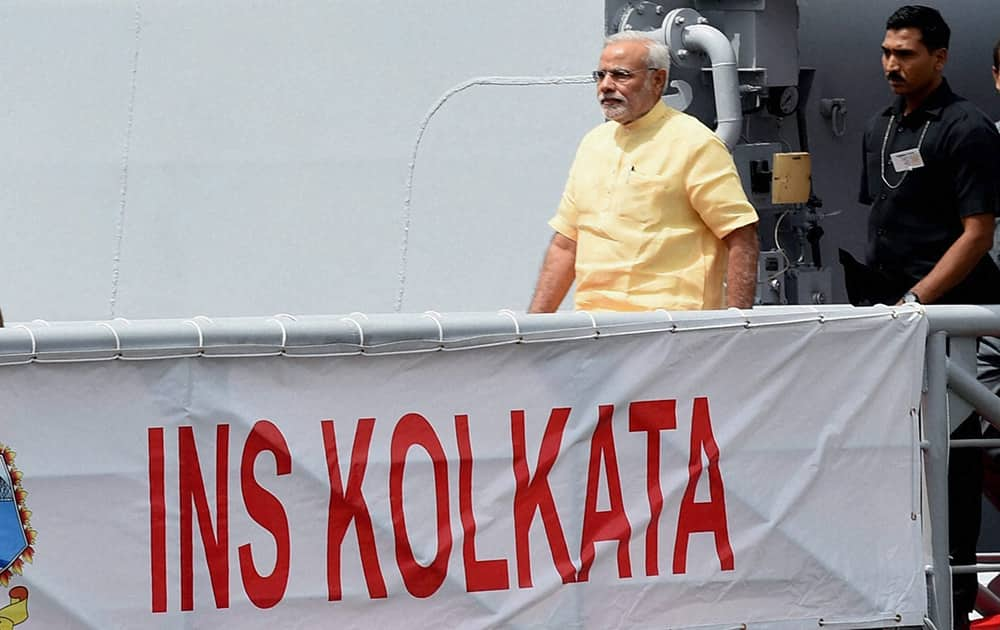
[890,148,925,172]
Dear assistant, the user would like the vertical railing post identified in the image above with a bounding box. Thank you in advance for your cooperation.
[925,330,952,629]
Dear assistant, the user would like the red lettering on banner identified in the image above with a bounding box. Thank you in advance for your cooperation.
[455,414,510,592]
[578,405,632,581]
[179,425,230,611]
[322,419,387,601]
[511,408,577,588]
[238,420,292,609]
[148,427,167,613]
[145,395,736,612]
[673,397,734,574]
[389,413,454,598]
[628,399,678,577]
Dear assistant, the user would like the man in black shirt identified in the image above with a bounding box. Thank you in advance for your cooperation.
[854,6,1000,628]
[857,7,1000,307]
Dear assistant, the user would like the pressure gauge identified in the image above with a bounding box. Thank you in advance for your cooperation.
[768,85,801,117]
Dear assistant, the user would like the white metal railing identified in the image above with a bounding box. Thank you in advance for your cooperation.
[3,303,996,629]
[923,305,1000,630]
[0,305,890,364]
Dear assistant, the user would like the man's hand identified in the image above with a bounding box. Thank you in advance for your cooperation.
[908,213,995,304]
[723,223,760,308]
[528,233,577,313]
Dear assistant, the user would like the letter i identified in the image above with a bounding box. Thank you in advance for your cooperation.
[149,427,167,613]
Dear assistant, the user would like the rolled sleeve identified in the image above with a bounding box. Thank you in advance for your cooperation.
[549,159,580,241]
[684,135,759,239]
[949,122,1000,219]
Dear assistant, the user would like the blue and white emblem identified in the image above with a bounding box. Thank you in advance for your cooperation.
[0,458,26,575]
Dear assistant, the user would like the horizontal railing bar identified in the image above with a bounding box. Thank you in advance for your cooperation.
[0,305,914,363]
[950,439,1000,449]
[946,358,1000,433]
[925,304,1000,335]
[952,563,1000,575]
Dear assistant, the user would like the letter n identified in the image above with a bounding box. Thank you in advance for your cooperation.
[179,425,230,611]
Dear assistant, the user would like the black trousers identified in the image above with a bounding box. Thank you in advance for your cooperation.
[951,414,983,629]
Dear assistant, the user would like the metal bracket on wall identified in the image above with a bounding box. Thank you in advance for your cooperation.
[819,97,848,137]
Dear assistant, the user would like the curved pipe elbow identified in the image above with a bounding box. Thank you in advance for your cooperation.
[681,24,742,151]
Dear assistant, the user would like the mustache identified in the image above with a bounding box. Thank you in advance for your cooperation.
[886,71,904,82]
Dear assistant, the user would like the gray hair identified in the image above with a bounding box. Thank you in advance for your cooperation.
[604,31,671,71]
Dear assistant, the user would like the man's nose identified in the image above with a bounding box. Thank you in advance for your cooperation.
[597,74,615,90]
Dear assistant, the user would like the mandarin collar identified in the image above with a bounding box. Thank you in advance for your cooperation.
[882,77,953,121]
[617,100,668,135]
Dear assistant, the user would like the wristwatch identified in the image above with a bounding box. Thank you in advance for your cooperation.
[902,290,921,304]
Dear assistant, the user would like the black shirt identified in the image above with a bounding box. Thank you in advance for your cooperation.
[859,78,1000,304]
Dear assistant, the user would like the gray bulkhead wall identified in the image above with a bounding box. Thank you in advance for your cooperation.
[0,0,602,321]
[1,1,999,322]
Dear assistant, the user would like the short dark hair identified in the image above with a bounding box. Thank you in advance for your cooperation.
[994,38,1000,69]
[886,5,950,51]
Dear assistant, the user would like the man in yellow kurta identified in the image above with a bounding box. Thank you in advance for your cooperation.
[529,32,759,312]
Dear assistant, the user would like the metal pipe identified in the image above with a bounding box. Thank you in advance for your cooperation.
[924,304,1000,335]
[0,305,886,362]
[924,332,952,630]
[946,357,1000,432]
[680,23,742,150]
[976,584,1000,617]
[952,563,1000,575]
[951,439,1000,448]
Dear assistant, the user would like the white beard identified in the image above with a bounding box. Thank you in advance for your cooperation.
[601,100,630,121]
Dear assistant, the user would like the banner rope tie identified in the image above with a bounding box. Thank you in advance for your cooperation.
[13,325,36,359]
[97,322,122,356]
[339,317,366,351]
[727,307,753,329]
[654,308,678,333]
[497,309,522,341]
[577,311,599,339]
[267,318,288,352]
[183,320,205,355]
[422,311,445,348]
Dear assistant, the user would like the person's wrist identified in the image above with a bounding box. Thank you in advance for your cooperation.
[902,290,921,304]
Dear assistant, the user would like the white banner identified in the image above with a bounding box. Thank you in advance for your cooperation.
[0,312,928,629]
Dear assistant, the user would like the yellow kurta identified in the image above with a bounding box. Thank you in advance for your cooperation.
[550,101,758,311]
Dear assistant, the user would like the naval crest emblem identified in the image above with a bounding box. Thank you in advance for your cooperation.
[0,444,33,627]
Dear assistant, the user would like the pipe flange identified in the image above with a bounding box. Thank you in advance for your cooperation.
[616,1,669,33]
[664,7,706,69]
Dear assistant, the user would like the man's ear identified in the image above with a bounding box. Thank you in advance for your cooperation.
[933,47,948,72]
[654,68,668,93]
